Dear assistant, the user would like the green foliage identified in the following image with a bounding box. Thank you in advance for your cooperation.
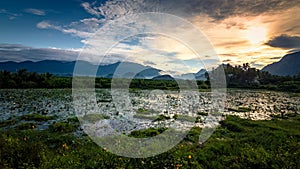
[67,117,79,123]
[129,127,167,138]
[152,115,171,122]
[0,119,17,127]
[20,113,57,122]
[211,63,300,92]
[81,114,110,123]
[2,63,300,92]
[16,122,37,130]
[0,114,300,168]
[48,122,78,133]
[228,107,252,112]
[197,112,208,116]
[0,70,71,89]
[175,114,196,122]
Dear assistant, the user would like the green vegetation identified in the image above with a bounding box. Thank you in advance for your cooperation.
[152,114,171,122]
[197,112,208,116]
[0,114,299,168]
[174,114,196,122]
[48,122,78,133]
[129,127,167,138]
[20,113,57,122]
[2,64,300,92]
[0,119,17,127]
[228,107,252,112]
[216,63,300,92]
[0,70,71,88]
[16,122,37,130]
[80,114,110,123]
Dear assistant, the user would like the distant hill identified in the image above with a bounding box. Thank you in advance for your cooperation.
[262,51,300,76]
[152,75,175,80]
[0,60,161,78]
[178,69,207,80]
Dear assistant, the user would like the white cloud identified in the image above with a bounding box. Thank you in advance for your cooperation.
[37,21,94,38]
[36,0,300,71]
[0,9,21,20]
[81,2,101,17]
[24,8,46,16]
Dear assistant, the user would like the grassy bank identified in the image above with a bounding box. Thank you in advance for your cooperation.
[0,114,299,168]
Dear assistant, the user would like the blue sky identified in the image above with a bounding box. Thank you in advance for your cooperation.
[0,0,299,73]
[0,0,93,48]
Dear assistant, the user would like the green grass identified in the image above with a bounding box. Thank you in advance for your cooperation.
[81,114,110,123]
[129,127,167,138]
[16,122,37,130]
[133,114,156,120]
[0,114,299,168]
[0,119,17,127]
[20,113,57,122]
[152,115,171,122]
[228,107,252,112]
[48,122,78,133]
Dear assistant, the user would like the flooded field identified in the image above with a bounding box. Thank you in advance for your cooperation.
[1,89,299,135]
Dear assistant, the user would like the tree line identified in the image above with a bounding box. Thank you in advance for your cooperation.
[1,64,300,92]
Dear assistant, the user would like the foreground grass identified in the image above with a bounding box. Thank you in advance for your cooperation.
[0,115,299,169]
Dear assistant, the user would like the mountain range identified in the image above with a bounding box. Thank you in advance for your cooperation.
[0,60,162,79]
[1,51,298,79]
[0,60,207,80]
[262,51,300,76]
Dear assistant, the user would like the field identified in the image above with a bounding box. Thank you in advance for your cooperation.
[0,89,300,168]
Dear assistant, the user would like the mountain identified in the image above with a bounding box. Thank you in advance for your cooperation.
[179,69,207,80]
[0,60,161,78]
[262,51,300,76]
[152,75,175,80]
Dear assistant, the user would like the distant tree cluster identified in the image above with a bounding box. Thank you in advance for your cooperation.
[1,65,300,92]
[211,63,300,92]
[0,69,71,88]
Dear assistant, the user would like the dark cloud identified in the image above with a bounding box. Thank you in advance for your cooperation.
[143,61,156,65]
[266,34,300,49]
[270,57,282,60]
[222,59,231,62]
[0,44,79,62]
[83,0,300,21]
[216,40,249,47]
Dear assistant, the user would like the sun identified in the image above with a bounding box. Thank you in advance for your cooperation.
[246,26,267,45]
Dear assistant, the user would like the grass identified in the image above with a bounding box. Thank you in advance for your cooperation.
[133,114,156,120]
[20,113,57,122]
[48,122,78,133]
[129,127,167,138]
[0,114,299,168]
[152,115,171,122]
[0,119,17,127]
[228,107,252,112]
[174,114,202,123]
[16,122,37,130]
[81,113,110,123]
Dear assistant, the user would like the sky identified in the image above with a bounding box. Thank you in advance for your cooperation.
[0,0,300,74]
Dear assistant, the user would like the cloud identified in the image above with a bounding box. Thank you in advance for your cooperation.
[37,20,95,38]
[81,2,101,17]
[24,8,46,16]
[266,34,300,49]
[81,0,300,21]
[0,9,21,20]
[0,44,79,62]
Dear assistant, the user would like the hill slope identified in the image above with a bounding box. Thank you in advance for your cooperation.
[262,51,300,76]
